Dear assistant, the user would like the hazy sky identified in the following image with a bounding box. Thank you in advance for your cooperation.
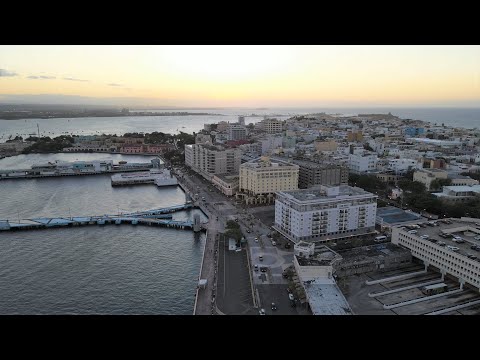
[1,45,479,107]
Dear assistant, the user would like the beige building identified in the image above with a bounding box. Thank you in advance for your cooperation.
[211,174,239,196]
[261,119,283,134]
[347,131,363,142]
[237,157,299,204]
[413,169,448,190]
[184,143,241,178]
[314,140,338,152]
[414,169,479,191]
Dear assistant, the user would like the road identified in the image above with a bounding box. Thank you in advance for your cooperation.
[173,165,300,315]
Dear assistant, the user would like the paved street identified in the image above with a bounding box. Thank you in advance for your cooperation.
[173,165,303,315]
[216,235,256,315]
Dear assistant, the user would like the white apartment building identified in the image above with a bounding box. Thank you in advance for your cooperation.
[238,157,299,204]
[184,143,241,178]
[261,118,283,134]
[348,152,378,174]
[388,158,419,175]
[392,219,480,291]
[275,185,378,243]
[227,124,247,141]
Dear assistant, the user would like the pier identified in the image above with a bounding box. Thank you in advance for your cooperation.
[0,204,207,232]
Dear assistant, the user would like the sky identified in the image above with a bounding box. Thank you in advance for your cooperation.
[0,45,479,108]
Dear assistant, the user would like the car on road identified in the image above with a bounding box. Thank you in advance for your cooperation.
[259,308,266,315]
[288,293,294,301]
[284,243,291,249]
[254,237,258,242]
[259,255,263,261]
[247,229,251,233]
[271,241,276,246]
[260,267,268,273]
[271,303,277,311]
[254,264,259,272]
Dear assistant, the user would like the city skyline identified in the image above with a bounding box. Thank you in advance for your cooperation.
[1,45,480,108]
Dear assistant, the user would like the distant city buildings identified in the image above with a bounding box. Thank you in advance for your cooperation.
[261,118,283,134]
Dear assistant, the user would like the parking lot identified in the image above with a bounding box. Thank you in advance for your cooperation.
[338,262,480,315]
[257,284,310,315]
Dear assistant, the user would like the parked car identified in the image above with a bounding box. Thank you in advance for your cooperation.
[271,241,277,246]
[254,265,259,272]
[259,308,266,315]
[259,255,263,261]
[284,243,291,249]
[260,267,268,273]
[254,237,259,242]
[271,303,277,311]
[288,293,294,301]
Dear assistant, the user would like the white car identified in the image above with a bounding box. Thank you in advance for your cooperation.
[254,237,259,242]
[446,245,460,251]
[271,241,276,246]
[259,308,266,315]
[288,293,294,301]
[420,235,429,239]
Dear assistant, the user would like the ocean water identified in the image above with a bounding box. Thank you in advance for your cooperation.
[0,155,207,314]
[0,107,478,143]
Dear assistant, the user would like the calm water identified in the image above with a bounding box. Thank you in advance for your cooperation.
[0,107,478,143]
[0,154,207,314]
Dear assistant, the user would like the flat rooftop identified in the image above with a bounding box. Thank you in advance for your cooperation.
[377,206,423,225]
[280,185,373,202]
[398,219,480,257]
[242,157,297,169]
[303,280,352,315]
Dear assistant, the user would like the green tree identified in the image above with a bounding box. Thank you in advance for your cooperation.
[430,178,452,191]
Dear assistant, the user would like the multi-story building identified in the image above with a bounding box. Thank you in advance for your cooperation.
[184,143,241,178]
[227,123,247,141]
[261,118,283,134]
[391,219,480,291]
[314,140,338,152]
[293,159,348,189]
[387,158,419,175]
[347,131,363,142]
[414,169,448,190]
[432,185,480,203]
[348,152,378,174]
[238,157,299,204]
[195,133,212,144]
[275,185,378,243]
[211,174,239,196]
[404,127,425,137]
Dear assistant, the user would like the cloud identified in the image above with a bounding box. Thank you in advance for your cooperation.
[27,75,56,80]
[107,83,123,87]
[63,77,89,82]
[0,69,18,77]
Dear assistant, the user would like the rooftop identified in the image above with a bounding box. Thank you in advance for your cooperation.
[280,185,375,202]
[303,280,352,315]
[397,218,480,258]
[377,206,423,225]
[241,157,298,169]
